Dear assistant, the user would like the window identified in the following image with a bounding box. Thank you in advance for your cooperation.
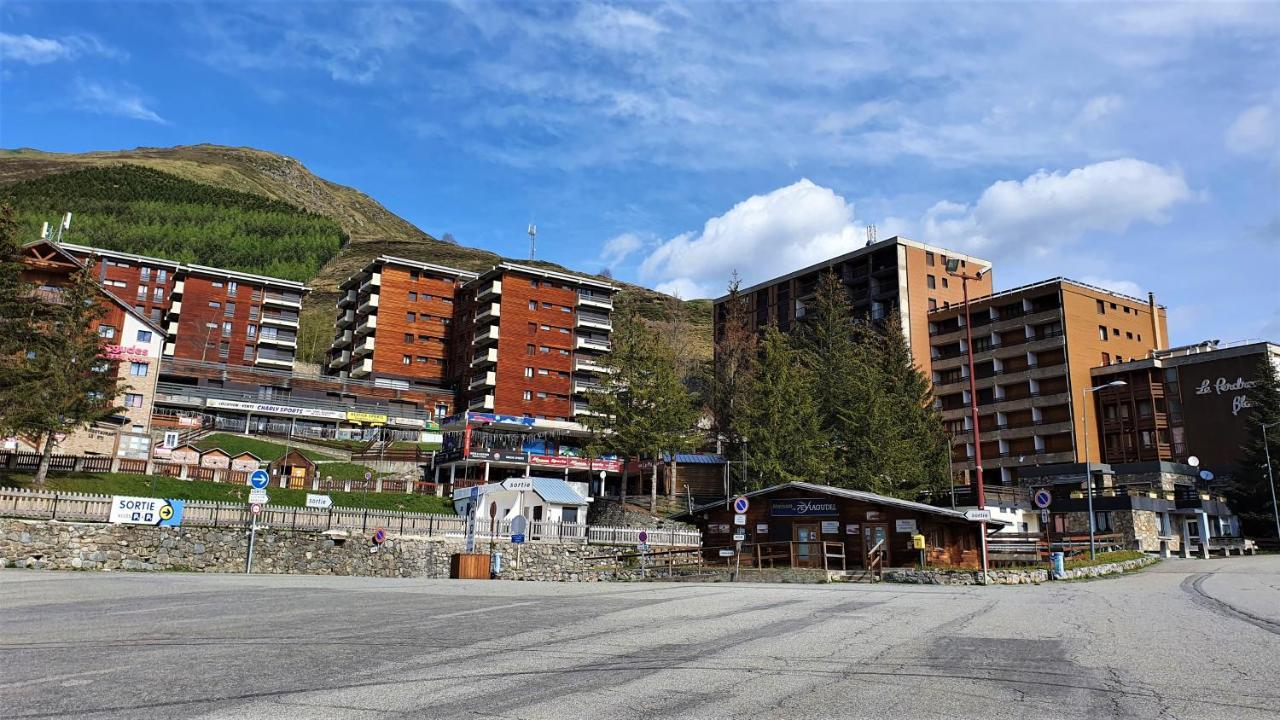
[134,305,145,314]
[561,305,571,313]
[249,306,259,320]
[941,277,949,288]
[209,301,221,309]
[410,270,420,281]
[136,286,147,300]
[1122,306,1130,314]
[558,348,569,356]
[150,308,162,322]
[927,275,936,289]
[402,355,411,365]
[227,281,237,296]
[124,393,144,408]
[212,281,224,288]
[541,324,551,331]
[225,302,235,317]
[247,324,256,338]
[404,333,414,343]
[419,334,432,343]
[408,292,417,302]
[529,300,538,310]
[1112,327,1119,336]
[422,294,433,302]
[1094,512,1113,532]
[528,322,537,333]
[1126,331,1133,340]
[406,312,416,323]
[538,368,549,376]
[1110,302,1117,309]
[1098,325,1108,341]
[222,321,232,336]
[531,279,540,288]
[523,390,532,401]
[242,345,254,361]
[417,355,429,363]
[926,251,935,266]
[153,288,164,302]
[137,330,153,343]
[1137,334,1142,342]
[129,361,148,377]
[157,269,168,283]
[543,302,554,308]
[1140,430,1154,448]
[1101,352,1110,365]
[537,391,548,399]
[1097,300,1105,314]
[442,318,450,325]
[526,344,536,355]
[435,403,448,418]
[98,324,115,339]
[524,367,534,378]
[540,346,550,354]
[140,267,151,281]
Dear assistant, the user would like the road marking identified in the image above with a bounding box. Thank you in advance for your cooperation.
[430,601,537,619]
[0,669,113,691]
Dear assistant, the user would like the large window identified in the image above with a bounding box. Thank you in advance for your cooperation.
[136,330,152,343]
[98,325,115,339]
[124,393,144,408]
[128,362,148,377]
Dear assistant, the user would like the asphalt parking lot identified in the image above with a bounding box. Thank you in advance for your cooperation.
[2,555,1278,719]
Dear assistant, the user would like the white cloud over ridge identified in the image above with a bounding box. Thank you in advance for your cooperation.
[639,160,1194,299]
[73,80,167,124]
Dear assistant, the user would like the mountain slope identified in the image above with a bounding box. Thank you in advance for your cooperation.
[0,145,712,363]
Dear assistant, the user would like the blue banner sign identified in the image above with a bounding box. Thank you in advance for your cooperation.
[770,498,839,517]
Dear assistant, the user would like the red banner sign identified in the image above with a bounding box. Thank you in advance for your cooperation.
[528,454,622,472]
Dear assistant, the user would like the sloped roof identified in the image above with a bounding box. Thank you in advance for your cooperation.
[674,481,1005,525]
[533,478,589,506]
[662,453,726,465]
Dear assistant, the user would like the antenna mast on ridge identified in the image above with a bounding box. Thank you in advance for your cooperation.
[527,224,537,261]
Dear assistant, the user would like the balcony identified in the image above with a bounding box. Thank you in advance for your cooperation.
[332,329,353,347]
[354,314,377,336]
[166,320,180,335]
[257,333,298,349]
[573,378,605,394]
[337,290,356,309]
[354,336,376,356]
[327,351,350,370]
[357,293,379,314]
[255,356,294,370]
[469,371,497,390]
[260,313,300,328]
[575,312,612,331]
[572,401,601,417]
[350,357,373,377]
[263,292,303,308]
[336,309,356,328]
[357,272,381,296]
[577,291,613,310]
[574,356,612,374]
[162,341,175,357]
[476,302,501,323]
[168,300,183,317]
[471,347,499,367]
[477,279,502,300]
[469,394,495,411]
[575,335,611,352]
[172,279,184,296]
[474,325,499,345]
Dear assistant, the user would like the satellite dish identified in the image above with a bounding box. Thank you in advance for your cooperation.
[1186,455,1200,468]
[1199,470,1214,481]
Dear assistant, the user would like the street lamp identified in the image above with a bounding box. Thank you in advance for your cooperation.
[1263,422,1280,539]
[200,322,219,362]
[1081,380,1127,560]
[945,258,991,580]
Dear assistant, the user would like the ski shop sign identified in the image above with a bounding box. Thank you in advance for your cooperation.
[109,496,184,527]
[770,498,839,517]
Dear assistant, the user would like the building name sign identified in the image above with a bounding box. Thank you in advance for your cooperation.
[1194,376,1257,416]
[346,411,388,425]
[102,345,151,361]
[770,498,839,517]
[529,454,622,472]
[204,398,348,421]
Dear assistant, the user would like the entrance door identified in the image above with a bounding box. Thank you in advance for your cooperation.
[532,505,544,540]
[793,524,821,568]
[863,523,889,568]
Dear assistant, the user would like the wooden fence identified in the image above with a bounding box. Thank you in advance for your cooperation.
[0,488,701,547]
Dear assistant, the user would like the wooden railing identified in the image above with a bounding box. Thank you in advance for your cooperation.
[867,539,885,580]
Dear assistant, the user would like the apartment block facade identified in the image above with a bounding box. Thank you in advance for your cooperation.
[325,256,477,386]
[928,278,1168,485]
[1090,340,1279,475]
[454,263,616,420]
[713,236,993,373]
[60,243,308,371]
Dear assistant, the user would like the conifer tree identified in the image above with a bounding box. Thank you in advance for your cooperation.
[734,326,830,488]
[710,271,756,445]
[1227,361,1280,537]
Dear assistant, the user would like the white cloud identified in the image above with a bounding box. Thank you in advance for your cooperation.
[1079,276,1145,299]
[598,232,645,267]
[1079,94,1124,123]
[0,32,121,64]
[73,81,167,124]
[1225,104,1275,155]
[639,179,864,298]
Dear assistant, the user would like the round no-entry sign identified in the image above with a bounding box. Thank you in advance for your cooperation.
[733,496,750,514]
[249,503,262,514]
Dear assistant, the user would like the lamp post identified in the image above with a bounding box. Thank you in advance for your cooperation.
[1263,422,1280,539]
[1081,380,1127,560]
[200,322,219,362]
[945,258,990,580]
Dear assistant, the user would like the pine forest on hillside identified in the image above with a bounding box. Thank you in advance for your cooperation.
[1,165,346,282]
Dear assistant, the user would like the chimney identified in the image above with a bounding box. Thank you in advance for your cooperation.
[1148,292,1163,349]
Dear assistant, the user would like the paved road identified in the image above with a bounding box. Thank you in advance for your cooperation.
[2,556,1278,719]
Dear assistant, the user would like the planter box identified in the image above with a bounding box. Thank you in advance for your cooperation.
[450,553,490,580]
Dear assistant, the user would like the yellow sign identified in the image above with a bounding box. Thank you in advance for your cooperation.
[346,411,388,425]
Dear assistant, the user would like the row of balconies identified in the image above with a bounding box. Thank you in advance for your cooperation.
[929,306,1061,341]
[930,333,1065,370]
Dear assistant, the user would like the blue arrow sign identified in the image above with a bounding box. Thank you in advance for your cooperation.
[249,469,270,490]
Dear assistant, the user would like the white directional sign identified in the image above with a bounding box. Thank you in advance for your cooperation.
[306,493,332,509]
[502,478,535,492]
[248,488,269,505]
[718,549,735,557]
[964,509,992,521]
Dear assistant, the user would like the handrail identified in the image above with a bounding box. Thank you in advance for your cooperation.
[867,538,885,580]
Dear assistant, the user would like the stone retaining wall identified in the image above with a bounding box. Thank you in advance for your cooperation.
[884,555,1159,585]
[0,519,687,582]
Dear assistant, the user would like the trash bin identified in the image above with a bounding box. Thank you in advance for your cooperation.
[1049,551,1065,579]
[490,552,503,578]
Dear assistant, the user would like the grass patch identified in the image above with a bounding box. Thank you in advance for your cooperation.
[390,441,442,451]
[1063,550,1146,570]
[315,461,384,481]
[195,433,337,462]
[303,438,370,452]
[1,472,455,515]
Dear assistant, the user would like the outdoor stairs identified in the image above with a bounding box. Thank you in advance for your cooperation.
[829,570,881,583]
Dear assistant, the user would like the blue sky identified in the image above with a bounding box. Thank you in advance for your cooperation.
[2,1,1277,345]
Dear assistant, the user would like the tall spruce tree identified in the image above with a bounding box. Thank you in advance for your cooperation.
[734,326,830,488]
[711,271,757,487]
[1227,360,1280,537]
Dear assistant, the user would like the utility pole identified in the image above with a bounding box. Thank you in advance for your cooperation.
[945,259,989,581]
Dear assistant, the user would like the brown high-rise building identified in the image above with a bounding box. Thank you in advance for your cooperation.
[454,263,616,420]
[927,278,1168,486]
[325,256,478,387]
[713,236,993,374]
[61,243,308,371]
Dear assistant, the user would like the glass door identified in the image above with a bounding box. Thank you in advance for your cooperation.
[793,524,820,567]
[863,524,889,567]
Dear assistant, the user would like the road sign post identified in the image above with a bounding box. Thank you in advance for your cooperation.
[245,502,262,574]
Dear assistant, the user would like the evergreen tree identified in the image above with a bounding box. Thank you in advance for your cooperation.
[0,262,126,486]
[734,327,829,489]
[0,206,33,357]
[711,272,757,486]
[1227,361,1280,537]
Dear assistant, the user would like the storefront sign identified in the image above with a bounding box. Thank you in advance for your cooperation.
[346,411,388,425]
[387,416,426,429]
[468,449,528,463]
[895,519,918,534]
[770,498,839,517]
[102,345,151,360]
[820,521,840,534]
[529,454,622,472]
[205,398,347,421]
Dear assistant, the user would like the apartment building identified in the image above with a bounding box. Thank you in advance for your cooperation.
[928,278,1168,486]
[714,236,993,373]
[454,263,616,420]
[60,243,308,371]
[1090,340,1279,475]
[13,240,166,458]
[325,256,478,386]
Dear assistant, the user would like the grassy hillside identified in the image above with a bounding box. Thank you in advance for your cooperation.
[0,144,713,363]
[1,165,345,282]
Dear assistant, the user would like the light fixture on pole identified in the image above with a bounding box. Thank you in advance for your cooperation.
[1081,380,1127,560]
[1263,421,1280,540]
[945,257,990,580]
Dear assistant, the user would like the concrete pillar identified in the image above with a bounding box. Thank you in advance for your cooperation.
[1181,518,1191,559]
[1199,511,1210,559]
[483,462,490,483]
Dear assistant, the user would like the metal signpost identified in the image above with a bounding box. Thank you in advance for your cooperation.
[464,486,479,553]
[246,502,262,573]
[510,514,527,567]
